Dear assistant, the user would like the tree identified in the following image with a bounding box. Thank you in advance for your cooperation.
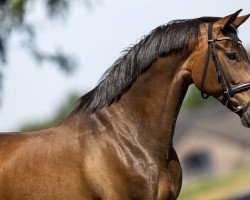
[0,0,94,94]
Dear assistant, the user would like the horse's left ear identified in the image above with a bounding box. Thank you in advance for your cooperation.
[234,14,250,28]
[215,9,242,29]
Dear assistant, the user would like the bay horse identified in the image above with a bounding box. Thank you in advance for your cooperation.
[0,10,250,200]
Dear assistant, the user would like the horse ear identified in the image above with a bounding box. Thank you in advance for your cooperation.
[234,14,250,28]
[215,9,242,29]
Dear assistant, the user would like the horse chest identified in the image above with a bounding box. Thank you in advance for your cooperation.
[109,150,181,199]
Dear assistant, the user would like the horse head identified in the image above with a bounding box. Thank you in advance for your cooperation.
[189,9,250,127]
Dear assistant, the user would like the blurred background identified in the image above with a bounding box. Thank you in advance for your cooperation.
[0,0,249,199]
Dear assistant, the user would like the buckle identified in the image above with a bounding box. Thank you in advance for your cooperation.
[208,39,215,43]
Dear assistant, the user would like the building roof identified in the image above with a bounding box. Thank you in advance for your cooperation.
[174,103,250,145]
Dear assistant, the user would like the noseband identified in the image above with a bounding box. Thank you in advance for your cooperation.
[200,23,250,113]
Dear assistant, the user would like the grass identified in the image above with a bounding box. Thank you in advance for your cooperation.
[178,167,250,200]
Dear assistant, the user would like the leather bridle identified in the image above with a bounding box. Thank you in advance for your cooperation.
[200,22,250,114]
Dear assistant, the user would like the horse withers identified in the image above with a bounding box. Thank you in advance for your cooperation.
[0,10,250,200]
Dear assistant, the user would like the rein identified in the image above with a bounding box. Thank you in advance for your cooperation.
[200,22,250,113]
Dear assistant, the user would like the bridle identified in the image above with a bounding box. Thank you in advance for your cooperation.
[200,22,250,114]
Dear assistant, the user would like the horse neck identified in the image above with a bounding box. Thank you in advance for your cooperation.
[106,54,191,157]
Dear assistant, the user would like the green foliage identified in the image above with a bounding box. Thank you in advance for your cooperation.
[0,0,96,101]
[20,93,80,131]
[181,85,216,111]
[46,0,69,19]
[0,0,86,69]
[179,167,250,200]
[0,0,99,109]
[10,0,25,18]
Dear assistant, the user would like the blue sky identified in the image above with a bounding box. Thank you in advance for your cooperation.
[0,0,249,131]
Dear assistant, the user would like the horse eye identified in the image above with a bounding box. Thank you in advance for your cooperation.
[226,53,237,60]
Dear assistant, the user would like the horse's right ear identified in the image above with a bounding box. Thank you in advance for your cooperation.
[215,9,242,29]
[234,14,250,28]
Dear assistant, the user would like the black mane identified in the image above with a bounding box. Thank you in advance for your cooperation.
[78,17,222,113]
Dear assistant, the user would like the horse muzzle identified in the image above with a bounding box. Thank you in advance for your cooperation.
[224,98,250,128]
[240,104,250,128]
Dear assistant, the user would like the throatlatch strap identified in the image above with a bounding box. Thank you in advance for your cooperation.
[200,23,213,99]
[200,45,211,99]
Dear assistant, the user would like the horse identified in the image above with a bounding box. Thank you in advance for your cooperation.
[0,9,250,200]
